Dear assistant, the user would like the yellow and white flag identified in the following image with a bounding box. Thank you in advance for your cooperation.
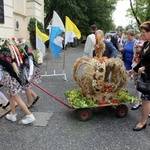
[65,16,81,45]
[36,20,49,54]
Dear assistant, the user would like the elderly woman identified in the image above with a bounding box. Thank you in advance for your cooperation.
[120,29,137,70]
[129,21,150,131]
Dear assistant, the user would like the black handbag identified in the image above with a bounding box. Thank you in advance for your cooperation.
[137,76,150,94]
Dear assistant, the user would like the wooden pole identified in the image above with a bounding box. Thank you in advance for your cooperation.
[62,48,66,71]
[45,49,49,75]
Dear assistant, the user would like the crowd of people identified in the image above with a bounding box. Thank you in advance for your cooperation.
[84,21,150,131]
[84,25,118,58]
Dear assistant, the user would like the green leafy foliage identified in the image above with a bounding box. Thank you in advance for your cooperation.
[44,0,117,35]
[114,89,140,103]
[65,88,139,108]
[65,89,97,108]
[27,17,47,49]
[126,0,150,28]
[32,50,39,64]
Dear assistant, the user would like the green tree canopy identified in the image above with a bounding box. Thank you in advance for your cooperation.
[127,0,150,28]
[28,17,46,49]
[44,0,117,36]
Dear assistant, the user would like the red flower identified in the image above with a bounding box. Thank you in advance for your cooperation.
[93,72,96,77]
[99,59,103,64]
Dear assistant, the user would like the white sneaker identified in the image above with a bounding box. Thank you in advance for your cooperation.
[21,114,35,124]
[6,113,17,122]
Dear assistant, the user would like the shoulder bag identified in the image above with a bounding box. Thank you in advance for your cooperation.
[137,76,150,94]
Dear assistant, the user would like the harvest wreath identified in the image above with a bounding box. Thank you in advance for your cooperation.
[66,33,139,108]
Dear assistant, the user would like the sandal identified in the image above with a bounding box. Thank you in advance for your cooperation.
[32,96,39,105]
[27,104,33,109]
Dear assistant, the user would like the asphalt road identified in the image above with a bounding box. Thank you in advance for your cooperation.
[0,45,150,150]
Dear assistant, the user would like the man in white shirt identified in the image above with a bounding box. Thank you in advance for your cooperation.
[84,25,97,58]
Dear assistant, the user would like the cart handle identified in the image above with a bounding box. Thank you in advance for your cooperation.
[30,81,71,108]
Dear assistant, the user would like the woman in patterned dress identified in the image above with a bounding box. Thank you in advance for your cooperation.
[17,38,41,108]
[0,40,35,124]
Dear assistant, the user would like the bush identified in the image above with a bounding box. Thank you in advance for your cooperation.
[27,17,46,49]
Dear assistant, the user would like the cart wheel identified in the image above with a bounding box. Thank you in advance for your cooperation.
[76,108,92,121]
[116,104,128,118]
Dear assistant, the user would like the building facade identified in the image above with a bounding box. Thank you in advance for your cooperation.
[0,0,44,41]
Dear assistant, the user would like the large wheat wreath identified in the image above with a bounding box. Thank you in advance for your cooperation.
[73,36,127,102]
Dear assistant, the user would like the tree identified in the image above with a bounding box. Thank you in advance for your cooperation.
[127,0,150,28]
[28,17,46,49]
[44,0,117,37]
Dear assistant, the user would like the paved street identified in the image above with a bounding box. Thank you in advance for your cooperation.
[0,44,150,150]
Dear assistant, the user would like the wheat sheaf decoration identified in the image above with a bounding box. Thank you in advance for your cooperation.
[73,38,127,102]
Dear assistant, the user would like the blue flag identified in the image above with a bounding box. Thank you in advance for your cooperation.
[50,11,65,58]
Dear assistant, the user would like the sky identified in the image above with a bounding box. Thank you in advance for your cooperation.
[112,0,132,27]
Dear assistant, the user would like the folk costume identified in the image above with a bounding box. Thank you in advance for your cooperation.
[0,39,36,124]
[131,41,143,110]
[17,39,41,89]
[0,40,23,95]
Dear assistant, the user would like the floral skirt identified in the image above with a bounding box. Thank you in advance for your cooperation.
[23,66,42,89]
[0,71,22,96]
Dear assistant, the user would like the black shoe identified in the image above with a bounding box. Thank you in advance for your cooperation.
[133,124,147,131]
[0,104,2,107]
[26,104,33,109]
[2,102,10,109]
[131,103,142,110]
[32,96,39,105]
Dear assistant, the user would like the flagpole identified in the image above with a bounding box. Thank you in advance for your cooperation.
[62,47,65,71]
[49,49,55,75]
[45,48,50,75]
[52,53,55,75]
[62,45,67,81]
